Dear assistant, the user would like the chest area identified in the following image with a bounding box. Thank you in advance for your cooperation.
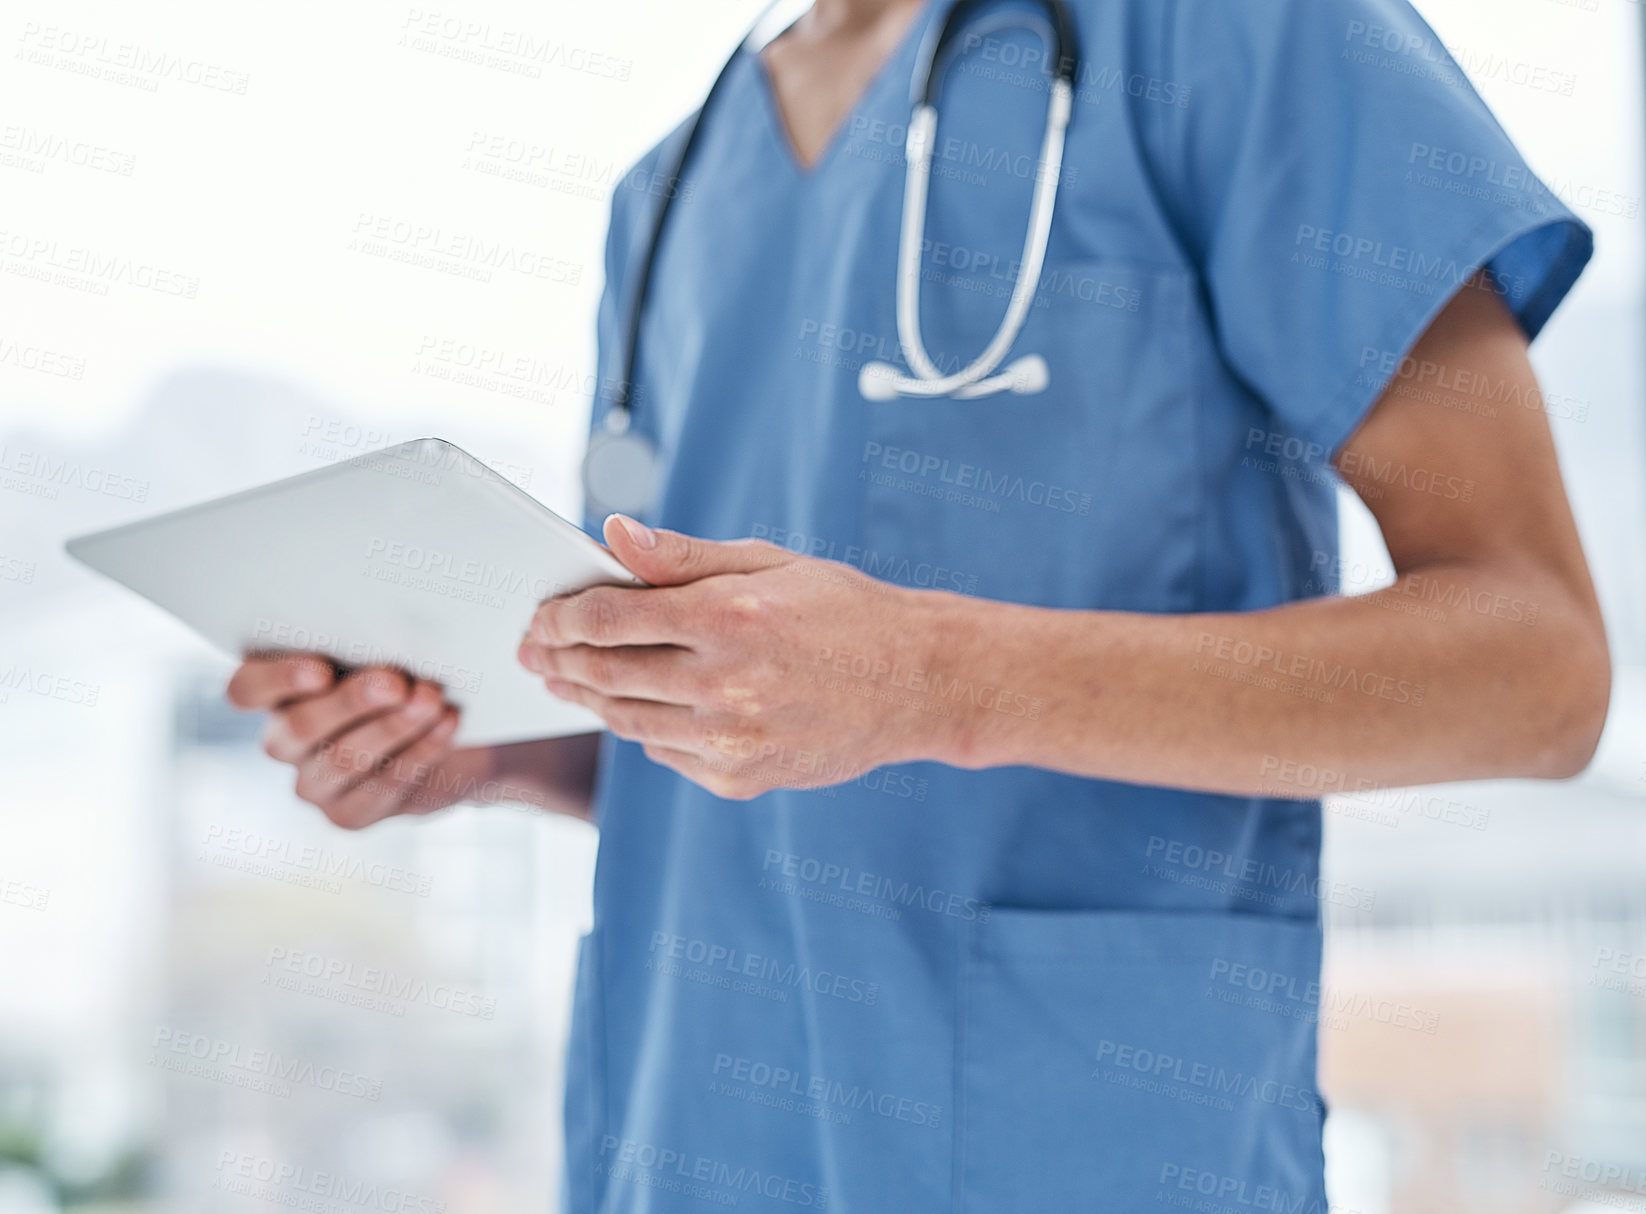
[632,40,1211,610]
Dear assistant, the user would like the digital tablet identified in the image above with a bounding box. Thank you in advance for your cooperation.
[65,437,643,746]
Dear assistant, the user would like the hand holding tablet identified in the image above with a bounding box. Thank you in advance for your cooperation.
[65,437,645,748]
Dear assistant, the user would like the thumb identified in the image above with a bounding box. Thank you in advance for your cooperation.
[603,514,790,587]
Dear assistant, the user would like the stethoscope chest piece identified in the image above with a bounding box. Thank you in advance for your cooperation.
[582,410,661,519]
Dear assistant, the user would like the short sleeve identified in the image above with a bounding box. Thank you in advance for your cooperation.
[1163,0,1593,455]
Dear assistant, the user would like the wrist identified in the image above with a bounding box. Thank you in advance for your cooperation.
[480,735,599,817]
[463,744,545,809]
[894,586,1000,770]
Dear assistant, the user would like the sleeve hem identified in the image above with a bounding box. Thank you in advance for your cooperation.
[1302,210,1594,460]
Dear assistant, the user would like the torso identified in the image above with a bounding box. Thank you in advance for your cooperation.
[568,3,1336,1207]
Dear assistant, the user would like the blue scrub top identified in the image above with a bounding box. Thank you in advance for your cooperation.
[568,0,1591,1209]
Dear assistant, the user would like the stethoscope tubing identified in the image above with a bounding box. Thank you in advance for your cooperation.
[586,0,1078,515]
[871,76,1072,398]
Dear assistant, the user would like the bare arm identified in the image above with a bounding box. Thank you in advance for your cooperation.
[933,274,1611,795]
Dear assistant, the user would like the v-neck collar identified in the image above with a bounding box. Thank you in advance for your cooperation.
[748,0,937,180]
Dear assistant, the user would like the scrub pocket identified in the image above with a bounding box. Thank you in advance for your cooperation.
[562,927,608,1214]
[955,908,1326,1211]
[858,257,1201,612]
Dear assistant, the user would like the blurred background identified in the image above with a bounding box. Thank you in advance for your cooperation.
[0,0,1642,1211]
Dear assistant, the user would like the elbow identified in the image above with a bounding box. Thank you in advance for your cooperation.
[1527,616,1612,780]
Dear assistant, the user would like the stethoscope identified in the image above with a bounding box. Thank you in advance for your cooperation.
[583,0,1080,519]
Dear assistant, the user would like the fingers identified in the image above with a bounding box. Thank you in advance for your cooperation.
[519,641,696,703]
[298,681,447,794]
[387,712,467,815]
[641,742,767,802]
[227,654,334,709]
[602,514,790,586]
[641,742,705,781]
[232,658,465,829]
[262,668,411,764]
[528,584,701,648]
[542,679,702,750]
[313,709,461,829]
[292,686,452,819]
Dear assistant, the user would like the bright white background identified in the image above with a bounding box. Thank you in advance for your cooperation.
[1,1,1643,1211]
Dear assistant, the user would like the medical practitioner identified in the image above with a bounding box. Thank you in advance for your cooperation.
[228,0,1610,1207]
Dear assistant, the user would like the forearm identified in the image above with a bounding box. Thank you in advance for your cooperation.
[920,559,1609,797]
[476,732,601,819]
